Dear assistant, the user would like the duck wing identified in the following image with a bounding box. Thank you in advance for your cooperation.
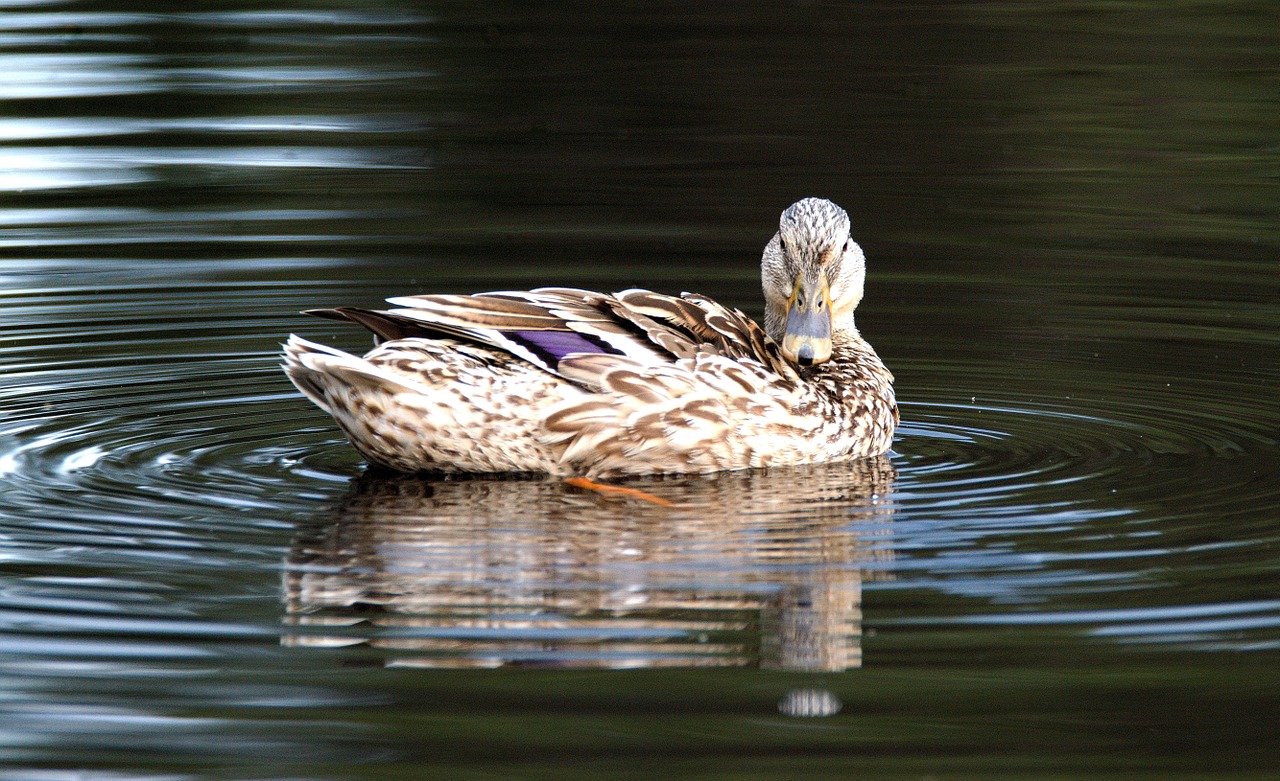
[609,289,796,378]
[308,287,798,383]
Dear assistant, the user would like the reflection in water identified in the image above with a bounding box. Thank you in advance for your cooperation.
[283,459,895,671]
[778,688,843,718]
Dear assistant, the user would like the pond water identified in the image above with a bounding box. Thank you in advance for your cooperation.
[1,1,1278,778]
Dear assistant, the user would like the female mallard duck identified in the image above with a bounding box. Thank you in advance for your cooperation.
[284,197,897,477]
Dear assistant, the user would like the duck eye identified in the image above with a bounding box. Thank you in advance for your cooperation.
[844,238,854,253]
[778,237,787,253]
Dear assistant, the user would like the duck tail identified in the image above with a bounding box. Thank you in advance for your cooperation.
[281,335,428,414]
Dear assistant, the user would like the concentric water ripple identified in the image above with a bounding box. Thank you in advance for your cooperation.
[879,350,1280,651]
[3,276,1277,663]
[1,0,1276,774]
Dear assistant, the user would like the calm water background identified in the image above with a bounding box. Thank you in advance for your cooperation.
[1,1,1278,778]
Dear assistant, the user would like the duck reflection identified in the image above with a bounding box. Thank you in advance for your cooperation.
[283,457,896,670]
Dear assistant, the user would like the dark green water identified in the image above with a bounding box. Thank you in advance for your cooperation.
[1,2,1277,778]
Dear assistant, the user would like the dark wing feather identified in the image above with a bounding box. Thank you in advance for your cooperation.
[304,307,437,344]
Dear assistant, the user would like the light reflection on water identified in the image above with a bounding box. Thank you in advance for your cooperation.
[0,115,427,141]
[0,0,1278,775]
[0,146,428,193]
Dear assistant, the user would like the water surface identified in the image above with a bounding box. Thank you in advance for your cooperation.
[1,1,1278,778]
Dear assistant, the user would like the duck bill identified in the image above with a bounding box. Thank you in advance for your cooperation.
[780,277,833,366]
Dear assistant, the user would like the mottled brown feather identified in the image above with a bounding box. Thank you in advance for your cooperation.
[282,198,898,477]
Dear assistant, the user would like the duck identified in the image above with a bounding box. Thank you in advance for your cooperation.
[283,197,897,478]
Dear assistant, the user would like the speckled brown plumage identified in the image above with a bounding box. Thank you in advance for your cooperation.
[283,197,897,476]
